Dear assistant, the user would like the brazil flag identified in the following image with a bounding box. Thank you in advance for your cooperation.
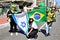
[27,7,47,24]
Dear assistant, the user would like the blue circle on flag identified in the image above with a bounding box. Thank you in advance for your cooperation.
[34,14,40,20]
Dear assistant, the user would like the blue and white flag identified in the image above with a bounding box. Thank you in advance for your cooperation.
[12,12,28,34]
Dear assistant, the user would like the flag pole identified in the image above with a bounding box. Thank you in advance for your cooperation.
[38,22,46,31]
[38,22,49,34]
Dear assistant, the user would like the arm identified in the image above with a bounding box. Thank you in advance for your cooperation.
[7,10,12,22]
[27,28,33,36]
[7,10,12,18]
[29,28,33,33]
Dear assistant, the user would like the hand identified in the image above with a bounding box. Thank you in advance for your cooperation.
[9,14,12,15]
[27,33,29,36]
[8,18,11,22]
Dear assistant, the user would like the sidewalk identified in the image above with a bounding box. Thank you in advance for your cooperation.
[0,16,9,29]
[0,13,8,24]
[0,17,8,24]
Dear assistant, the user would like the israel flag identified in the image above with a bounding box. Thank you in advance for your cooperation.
[12,12,28,34]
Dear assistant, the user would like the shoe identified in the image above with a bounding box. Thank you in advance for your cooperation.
[49,27,52,29]
[34,35,38,39]
[14,29,18,32]
[28,39,31,40]
[10,33,13,36]
[9,30,13,32]
[16,32,18,35]
[45,33,50,36]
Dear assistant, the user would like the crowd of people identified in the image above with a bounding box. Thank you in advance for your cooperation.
[6,4,38,40]
[1,3,56,40]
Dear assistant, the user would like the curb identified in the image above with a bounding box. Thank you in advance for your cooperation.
[0,22,9,29]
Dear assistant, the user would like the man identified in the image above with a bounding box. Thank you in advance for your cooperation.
[46,7,56,36]
[7,4,18,35]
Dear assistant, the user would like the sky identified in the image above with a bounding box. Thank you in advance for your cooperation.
[55,0,60,6]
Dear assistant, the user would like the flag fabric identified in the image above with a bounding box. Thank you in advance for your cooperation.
[40,2,45,7]
[12,12,28,34]
[28,7,46,24]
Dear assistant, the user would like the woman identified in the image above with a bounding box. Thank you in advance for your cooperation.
[27,18,38,39]
[46,8,56,36]
[47,7,56,27]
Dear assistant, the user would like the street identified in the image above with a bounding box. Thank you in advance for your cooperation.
[0,12,60,40]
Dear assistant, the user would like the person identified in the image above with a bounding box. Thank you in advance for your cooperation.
[48,7,56,26]
[19,5,24,13]
[7,4,18,35]
[46,7,56,36]
[27,18,38,39]
[58,8,60,14]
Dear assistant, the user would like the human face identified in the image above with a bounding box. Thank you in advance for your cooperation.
[30,19,33,22]
[11,8,15,11]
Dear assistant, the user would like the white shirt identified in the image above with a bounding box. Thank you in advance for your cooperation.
[31,22,38,29]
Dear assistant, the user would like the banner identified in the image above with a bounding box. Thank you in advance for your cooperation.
[28,7,47,24]
[12,12,28,34]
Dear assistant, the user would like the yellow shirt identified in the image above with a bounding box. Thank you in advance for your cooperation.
[47,12,54,22]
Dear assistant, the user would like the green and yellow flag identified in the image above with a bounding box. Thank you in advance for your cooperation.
[28,7,47,24]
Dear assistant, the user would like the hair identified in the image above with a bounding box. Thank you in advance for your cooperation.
[29,18,34,25]
[19,5,23,9]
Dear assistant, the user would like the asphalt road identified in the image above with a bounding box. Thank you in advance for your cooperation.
[0,12,60,40]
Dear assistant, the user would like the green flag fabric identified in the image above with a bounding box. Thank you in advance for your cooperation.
[40,2,45,7]
[27,7,47,24]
